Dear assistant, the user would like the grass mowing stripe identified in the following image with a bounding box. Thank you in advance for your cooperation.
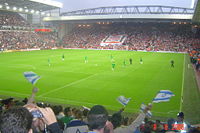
[38,74,98,97]
[180,53,185,112]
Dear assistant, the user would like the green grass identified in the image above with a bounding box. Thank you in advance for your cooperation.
[0,49,199,123]
[182,55,200,124]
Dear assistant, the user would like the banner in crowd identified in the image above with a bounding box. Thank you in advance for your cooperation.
[100,35,127,46]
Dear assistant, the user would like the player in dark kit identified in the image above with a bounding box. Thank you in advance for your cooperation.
[129,58,132,65]
[171,60,174,67]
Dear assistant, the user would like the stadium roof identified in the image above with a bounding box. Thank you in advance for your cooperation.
[43,5,194,22]
[193,0,200,22]
[0,0,63,11]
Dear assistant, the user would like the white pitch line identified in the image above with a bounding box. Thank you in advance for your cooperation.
[7,64,91,75]
[0,90,29,97]
[8,64,36,69]
[37,97,170,114]
[37,96,176,114]
[179,54,186,111]
[38,74,98,97]
[37,96,129,110]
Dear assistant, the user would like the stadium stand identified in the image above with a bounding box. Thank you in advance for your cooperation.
[0,30,58,50]
[61,23,200,52]
[0,11,58,50]
[0,11,29,27]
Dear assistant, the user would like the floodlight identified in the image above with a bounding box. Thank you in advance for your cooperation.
[19,8,23,11]
[35,11,39,14]
[6,6,10,9]
[31,9,35,13]
[25,9,29,12]
[4,3,8,5]
[13,7,17,10]
[41,12,45,15]
[0,5,2,8]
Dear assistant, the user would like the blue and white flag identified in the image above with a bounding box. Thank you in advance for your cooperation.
[153,90,175,103]
[24,71,40,85]
[117,96,131,106]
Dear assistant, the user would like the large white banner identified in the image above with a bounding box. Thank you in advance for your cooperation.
[100,35,127,46]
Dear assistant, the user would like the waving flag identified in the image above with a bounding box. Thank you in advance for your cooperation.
[24,71,40,85]
[153,90,175,103]
[117,96,131,106]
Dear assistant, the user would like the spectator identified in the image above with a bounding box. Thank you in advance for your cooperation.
[60,107,74,126]
[0,106,33,133]
[64,109,88,133]
[39,107,63,133]
[174,112,190,133]
[87,105,113,133]
[113,104,152,133]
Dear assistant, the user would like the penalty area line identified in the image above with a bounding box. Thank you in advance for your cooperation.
[38,74,98,97]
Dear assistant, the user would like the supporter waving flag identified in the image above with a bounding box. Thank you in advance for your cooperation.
[117,95,131,106]
[153,90,175,103]
[23,71,40,85]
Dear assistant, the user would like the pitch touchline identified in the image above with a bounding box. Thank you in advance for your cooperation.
[38,74,98,97]
[179,54,186,111]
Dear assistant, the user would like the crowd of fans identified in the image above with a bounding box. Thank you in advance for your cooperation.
[0,87,199,133]
[61,23,200,52]
[190,49,200,72]
[0,31,58,50]
[0,11,58,50]
[0,10,199,55]
[0,11,29,27]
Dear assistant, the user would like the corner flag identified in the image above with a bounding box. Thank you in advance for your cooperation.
[153,90,175,103]
[24,71,40,85]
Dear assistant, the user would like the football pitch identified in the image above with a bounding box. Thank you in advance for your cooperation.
[0,49,199,123]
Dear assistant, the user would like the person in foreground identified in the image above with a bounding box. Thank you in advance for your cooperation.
[87,104,152,133]
[0,104,63,133]
[87,105,113,133]
[0,107,33,133]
